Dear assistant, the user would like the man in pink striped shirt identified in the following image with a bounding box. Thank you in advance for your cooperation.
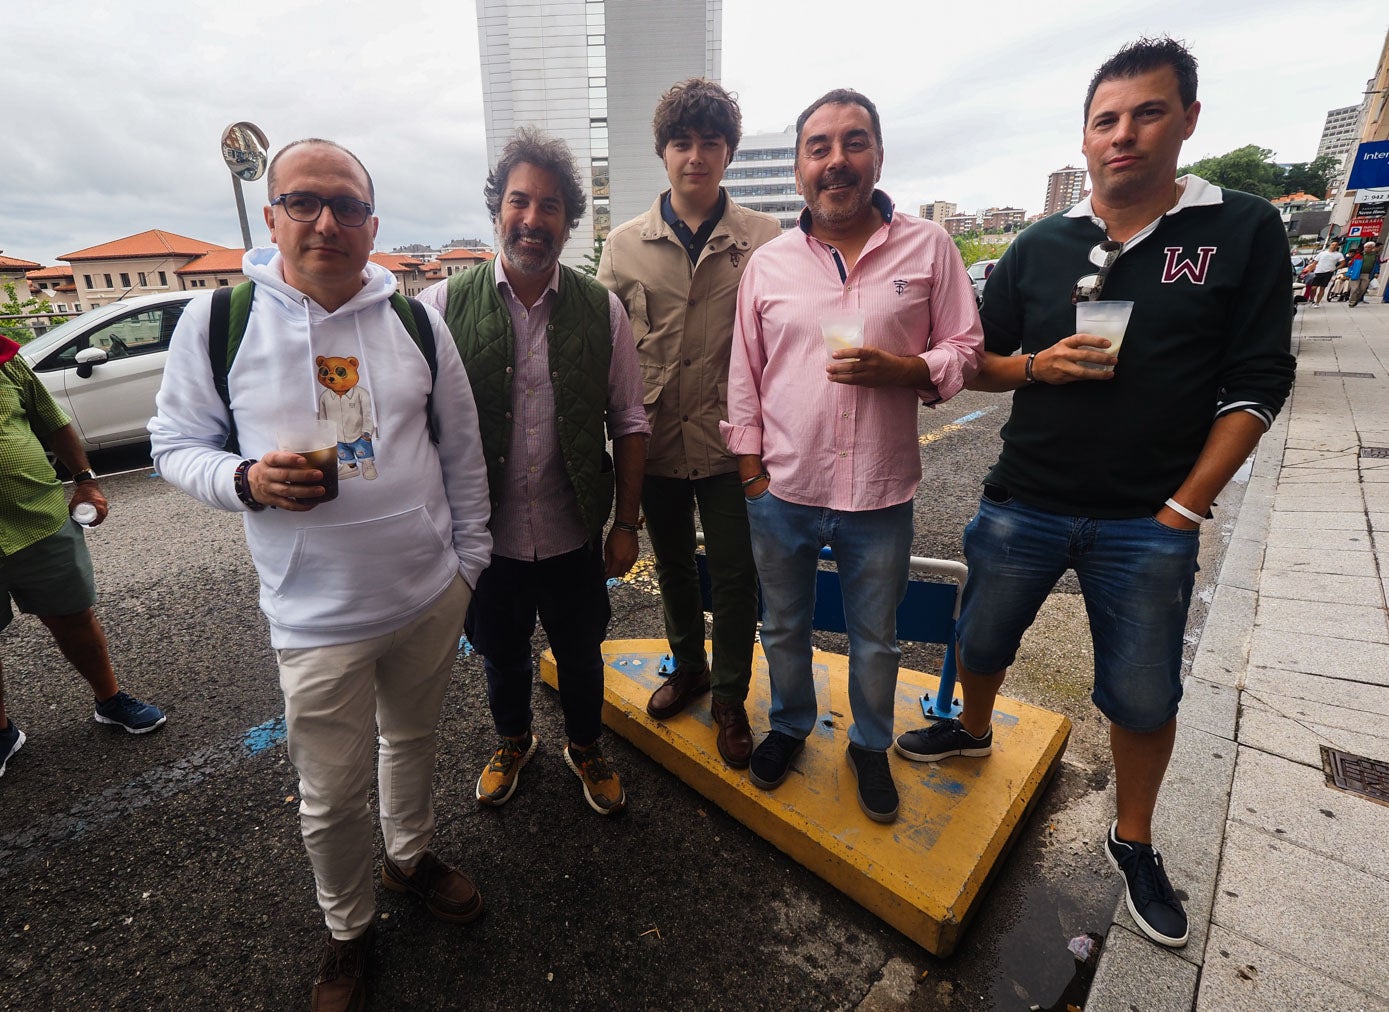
[721,89,982,823]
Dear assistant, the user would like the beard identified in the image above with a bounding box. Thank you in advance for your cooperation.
[805,168,876,230]
[501,225,563,276]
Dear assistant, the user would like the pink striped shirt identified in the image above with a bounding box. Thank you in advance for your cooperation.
[420,260,648,560]
[721,196,983,512]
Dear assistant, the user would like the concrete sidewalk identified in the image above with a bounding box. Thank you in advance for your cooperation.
[1086,298,1389,1011]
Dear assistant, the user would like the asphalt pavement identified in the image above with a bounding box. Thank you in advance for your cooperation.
[0,388,1246,1011]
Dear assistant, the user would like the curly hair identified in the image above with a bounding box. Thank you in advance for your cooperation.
[1085,36,1198,124]
[652,78,743,157]
[483,127,587,229]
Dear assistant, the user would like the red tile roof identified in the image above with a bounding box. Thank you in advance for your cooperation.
[25,265,73,280]
[0,254,42,270]
[177,249,248,274]
[437,247,494,261]
[369,253,426,273]
[61,229,231,262]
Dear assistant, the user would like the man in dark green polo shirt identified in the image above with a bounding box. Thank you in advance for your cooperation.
[0,336,165,777]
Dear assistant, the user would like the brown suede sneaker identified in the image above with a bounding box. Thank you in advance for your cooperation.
[646,663,711,720]
[311,926,372,1012]
[711,698,753,768]
[381,851,483,924]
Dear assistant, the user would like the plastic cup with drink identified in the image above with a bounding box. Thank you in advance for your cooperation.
[820,310,865,361]
[276,419,340,503]
[1074,301,1134,371]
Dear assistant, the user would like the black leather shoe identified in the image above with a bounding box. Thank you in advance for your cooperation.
[646,663,711,720]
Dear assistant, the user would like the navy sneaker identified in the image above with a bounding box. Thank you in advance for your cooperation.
[748,731,805,790]
[1105,820,1189,947]
[0,721,25,778]
[893,718,992,762]
[846,743,898,823]
[94,691,166,734]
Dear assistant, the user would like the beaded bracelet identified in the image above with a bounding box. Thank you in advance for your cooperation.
[234,459,266,511]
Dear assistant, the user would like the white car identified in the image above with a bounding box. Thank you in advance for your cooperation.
[967,259,999,305]
[20,291,209,453]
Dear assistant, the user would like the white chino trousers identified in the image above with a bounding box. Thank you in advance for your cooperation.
[275,573,469,939]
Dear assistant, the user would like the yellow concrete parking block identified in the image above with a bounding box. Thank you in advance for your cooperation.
[540,639,1070,957]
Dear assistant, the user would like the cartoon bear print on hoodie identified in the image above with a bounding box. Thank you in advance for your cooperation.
[316,355,378,480]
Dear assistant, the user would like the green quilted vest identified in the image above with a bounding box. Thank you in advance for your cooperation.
[444,262,614,541]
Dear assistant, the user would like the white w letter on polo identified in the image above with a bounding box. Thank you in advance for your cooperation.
[1161,246,1217,284]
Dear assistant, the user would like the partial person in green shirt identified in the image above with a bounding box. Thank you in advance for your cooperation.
[0,336,165,779]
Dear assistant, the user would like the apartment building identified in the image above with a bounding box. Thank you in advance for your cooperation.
[726,127,800,230]
[1042,165,1087,216]
[475,0,721,265]
[919,201,957,224]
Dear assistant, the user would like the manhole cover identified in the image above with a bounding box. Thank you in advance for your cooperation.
[1313,371,1376,378]
[1362,447,1389,458]
[1321,746,1389,807]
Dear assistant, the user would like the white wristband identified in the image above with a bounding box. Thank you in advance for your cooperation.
[1164,498,1205,524]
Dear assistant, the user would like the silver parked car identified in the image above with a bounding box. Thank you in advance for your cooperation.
[20,291,209,452]
[966,258,999,305]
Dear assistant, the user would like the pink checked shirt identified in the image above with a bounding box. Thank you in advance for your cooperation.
[420,260,648,560]
[721,195,983,512]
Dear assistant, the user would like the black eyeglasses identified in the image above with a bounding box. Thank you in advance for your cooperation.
[272,192,373,228]
[1071,240,1124,304]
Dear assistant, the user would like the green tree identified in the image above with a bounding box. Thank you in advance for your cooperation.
[577,235,605,277]
[953,235,1004,266]
[1282,155,1339,198]
[0,282,65,344]
[1179,144,1283,199]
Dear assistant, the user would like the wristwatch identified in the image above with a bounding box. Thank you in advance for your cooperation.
[71,468,98,484]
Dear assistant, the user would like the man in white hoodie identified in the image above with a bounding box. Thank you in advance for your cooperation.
[149,139,492,1012]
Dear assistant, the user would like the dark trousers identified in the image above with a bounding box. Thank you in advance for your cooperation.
[641,471,758,703]
[465,543,611,747]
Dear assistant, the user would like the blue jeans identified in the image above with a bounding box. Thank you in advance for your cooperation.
[745,493,913,751]
[956,494,1199,732]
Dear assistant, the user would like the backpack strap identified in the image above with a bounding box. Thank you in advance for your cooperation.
[388,292,440,444]
[208,283,254,455]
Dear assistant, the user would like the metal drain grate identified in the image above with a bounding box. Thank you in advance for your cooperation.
[1301,335,1339,341]
[1362,447,1389,458]
[1313,370,1376,378]
[1321,747,1389,807]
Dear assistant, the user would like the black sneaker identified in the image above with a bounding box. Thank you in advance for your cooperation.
[748,731,805,790]
[845,743,898,823]
[1105,820,1189,947]
[0,721,24,778]
[94,691,166,734]
[893,718,992,762]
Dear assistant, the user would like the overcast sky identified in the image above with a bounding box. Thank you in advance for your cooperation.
[5,1,1386,268]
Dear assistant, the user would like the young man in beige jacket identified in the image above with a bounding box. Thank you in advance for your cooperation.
[598,79,780,766]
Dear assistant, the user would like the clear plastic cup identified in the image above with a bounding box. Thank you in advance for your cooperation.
[1074,301,1135,370]
[820,311,865,360]
[71,502,98,526]
[276,419,340,503]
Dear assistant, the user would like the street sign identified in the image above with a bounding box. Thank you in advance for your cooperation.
[1355,187,1389,205]
[1346,140,1389,191]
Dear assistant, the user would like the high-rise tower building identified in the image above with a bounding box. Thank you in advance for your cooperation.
[1042,166,1087,217]
[476,0,722,265]
[727,128,800,230]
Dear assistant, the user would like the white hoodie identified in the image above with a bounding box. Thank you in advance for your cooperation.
[150,248,491,648]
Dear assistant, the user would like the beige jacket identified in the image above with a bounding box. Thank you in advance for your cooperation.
[598,193,780,479]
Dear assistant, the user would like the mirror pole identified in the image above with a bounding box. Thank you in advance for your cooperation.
[232,175,253,251]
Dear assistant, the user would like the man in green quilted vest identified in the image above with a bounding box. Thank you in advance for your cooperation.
[420,128,649,817]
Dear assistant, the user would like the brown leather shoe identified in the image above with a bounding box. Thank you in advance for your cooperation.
[311,927,372,1012]
[381,851,483,924]
[711,698,754,768]
[646,663,711,719]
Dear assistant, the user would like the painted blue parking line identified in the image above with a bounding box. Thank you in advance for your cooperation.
[0,715,288,870]
[951,407,994,425]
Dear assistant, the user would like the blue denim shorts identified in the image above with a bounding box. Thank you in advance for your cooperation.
[956,493,1199,732]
